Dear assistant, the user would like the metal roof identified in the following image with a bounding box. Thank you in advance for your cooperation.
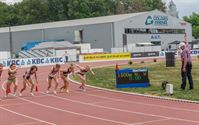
[0,11,148,32]
[169,40,181,44]
[32,41,80,50]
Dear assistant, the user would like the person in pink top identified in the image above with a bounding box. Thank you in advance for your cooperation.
[179,42,193,90]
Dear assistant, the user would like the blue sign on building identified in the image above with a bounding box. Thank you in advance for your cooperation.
[145,15,168,26]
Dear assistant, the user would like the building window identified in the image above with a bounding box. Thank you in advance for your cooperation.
[151,41,161,46]
[124,28,185,34]
[125,28,132,34]
[74,30,84,42]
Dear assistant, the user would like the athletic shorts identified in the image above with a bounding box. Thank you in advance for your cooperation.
[23,75,31,80]
[7,78,16,83]
[48,75,55,80]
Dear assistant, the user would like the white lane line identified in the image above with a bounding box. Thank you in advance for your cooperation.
[75,90,199,113]
[133,118,171,125]
[39,91,199,124]
[76,63,199,104]
[15,122,42,125]
[0,102,30,107]
[17,96,130,125]
[2,67,199,118]
[1,62,198,124]
[68,64,199,113]
[0,107,56,125]
[89,100,115,105]
[1,95,50,102]
[2,81,131,125]
[9,63,198,124]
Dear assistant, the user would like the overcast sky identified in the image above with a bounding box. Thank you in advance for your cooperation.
[165,0,199,18]
[1,0,199,18]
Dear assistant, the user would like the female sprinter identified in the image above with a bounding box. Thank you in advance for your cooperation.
[74,64,95,91]
[46,64,61,94]
[0,63,3,82]
[5,63,18,97]
[19,65,38,96]
[60,64,75,94]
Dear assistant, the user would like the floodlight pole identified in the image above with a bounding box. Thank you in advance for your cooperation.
[9,26,13,59]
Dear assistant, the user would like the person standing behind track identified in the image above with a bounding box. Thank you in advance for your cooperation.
[60,63,75,94]
[62,51,69,63]
[74,64,95,91]
[46,64,61,95]
[5,63,18,97]
[19,65,38,97]
[179,42,193,90]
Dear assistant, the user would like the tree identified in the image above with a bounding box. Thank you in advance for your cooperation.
[184,13,199,39]
[144,0,166,12]
[0,2,10,27]
[46,0,69,21]
[16,0,50,25]
[67,0,112,19]
[114,0,166,14]
[0,0,167,27]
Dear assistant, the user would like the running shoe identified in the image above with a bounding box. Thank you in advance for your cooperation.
[13,93,17,97]
[82,88,86,92]
[30,93,34,96]
[46,90,49,94]
[66,89,70,94]
[53,90,57,95]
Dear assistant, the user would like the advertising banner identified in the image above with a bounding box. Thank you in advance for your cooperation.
[131,51,159,58]
[0,56,69,68]
[82,53,131,61]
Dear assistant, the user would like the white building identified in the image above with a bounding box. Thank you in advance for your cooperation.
[0,10,192,53]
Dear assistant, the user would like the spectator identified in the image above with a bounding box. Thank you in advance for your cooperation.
[179,42,193,90]
[62,51,69,63]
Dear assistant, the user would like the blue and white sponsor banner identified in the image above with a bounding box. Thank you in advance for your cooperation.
[191,50,199,55]
[159,50,199,57]
[0,56,67,68]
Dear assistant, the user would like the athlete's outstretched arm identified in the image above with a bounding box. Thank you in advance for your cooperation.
[34,72,38,83]
[74,64,83,70]
[90,68,95,76]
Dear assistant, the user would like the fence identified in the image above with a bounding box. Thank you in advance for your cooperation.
[0,55,77,68]
[0,51,11,60]
[111,46,161,53]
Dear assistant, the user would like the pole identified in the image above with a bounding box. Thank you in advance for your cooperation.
[41,29,45,41]
[9,26,13,59]
[123,34,127,52]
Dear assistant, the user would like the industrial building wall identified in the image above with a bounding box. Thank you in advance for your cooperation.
[44,23,113,52]
[12,29,43,53]
[0,32,10,51]
[82,23,113,52]
[126,34,185,50]
[0,23,113,54]
[43,27,74,42]
[113,10,192,50]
